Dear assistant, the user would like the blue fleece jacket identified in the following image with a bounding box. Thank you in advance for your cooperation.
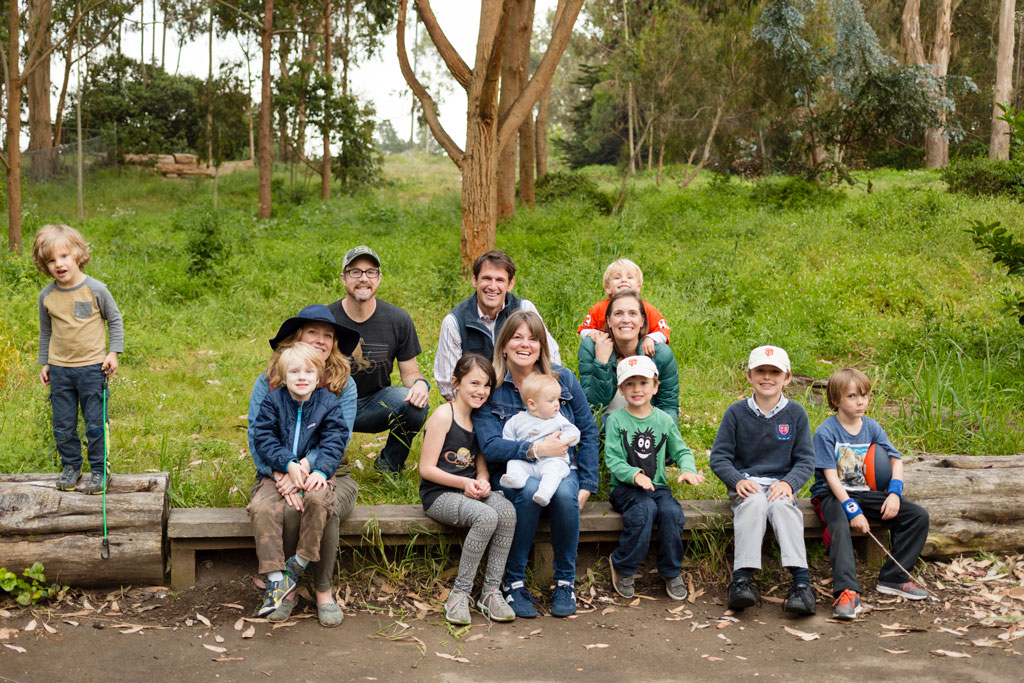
[251,386,347,479]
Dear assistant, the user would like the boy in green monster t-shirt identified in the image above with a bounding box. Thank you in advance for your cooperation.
[605,355,705,602]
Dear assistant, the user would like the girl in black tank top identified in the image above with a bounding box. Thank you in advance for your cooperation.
[419,403,480,510]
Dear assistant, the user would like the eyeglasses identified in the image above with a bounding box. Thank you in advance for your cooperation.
[345,268,380,279]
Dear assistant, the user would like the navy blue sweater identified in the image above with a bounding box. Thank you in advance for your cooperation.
[709,399,814,494]
[252,387,346,478]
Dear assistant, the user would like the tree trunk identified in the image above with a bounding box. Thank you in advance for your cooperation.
[277,34,291,160]
[496,2,520,222]
[901,455,1024,557]
[139,1,146,85]
[6,0,24,252]
[925,0,954,168]
[258,0,273,219]
[990,0,1016,160]
[680,105,724,189]
[462,115,499,272]
[27,0,55,181]
[52,21,76,148]
[535,80,551,178]
[516,0,535,207]
[0,473,169,587]
[321,0,333,200]
[207,8,216,207]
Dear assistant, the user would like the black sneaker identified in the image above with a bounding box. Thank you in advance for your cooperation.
[727,577,760,611]
[783,582,816,615]
[83,471,110,495]
[56,465,81,491]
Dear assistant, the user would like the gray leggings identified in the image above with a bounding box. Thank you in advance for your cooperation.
[426,491,517,594]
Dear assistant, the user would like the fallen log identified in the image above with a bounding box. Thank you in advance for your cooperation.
[904,454,1024,557]
[0,473,169,587]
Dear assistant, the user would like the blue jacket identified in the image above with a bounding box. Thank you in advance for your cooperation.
[451,291,523,361]
[473,365,600,493]
[249,377,355,480]
[577,337,679,424]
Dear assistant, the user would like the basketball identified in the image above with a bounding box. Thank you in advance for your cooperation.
[863,443,892,491]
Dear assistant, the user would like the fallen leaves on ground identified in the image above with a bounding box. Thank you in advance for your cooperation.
[242,625,255,639]
[881,648,909,654]
[783,626,820,641]
[932,649,971,658]
[4,644,26,653]
[435,652,470,664]
[584,643,609,650]
[203,644,227,654]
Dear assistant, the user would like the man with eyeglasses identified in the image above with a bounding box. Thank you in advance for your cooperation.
[329,246,429,476]
[433,249,560,401]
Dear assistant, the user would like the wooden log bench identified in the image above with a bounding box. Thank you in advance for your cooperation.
[168,498,860,589]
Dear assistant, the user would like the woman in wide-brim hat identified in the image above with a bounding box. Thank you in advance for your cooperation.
[246,304,364,626]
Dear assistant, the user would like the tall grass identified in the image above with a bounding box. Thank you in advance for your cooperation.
[1,159,1022,508]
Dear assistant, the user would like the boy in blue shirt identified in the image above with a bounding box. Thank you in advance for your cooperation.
[811,368,930,620]
[710,345,816,615]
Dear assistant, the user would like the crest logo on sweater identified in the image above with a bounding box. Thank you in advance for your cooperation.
[776,424,791,441]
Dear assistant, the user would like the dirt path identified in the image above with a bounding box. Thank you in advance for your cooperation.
[2,555,1020,683]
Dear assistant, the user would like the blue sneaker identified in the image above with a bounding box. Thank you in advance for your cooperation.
[257,575,297,618]
[550,580,577,618]
[503,581,538,618]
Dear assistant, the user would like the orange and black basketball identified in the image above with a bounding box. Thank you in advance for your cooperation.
[863,443,892,491]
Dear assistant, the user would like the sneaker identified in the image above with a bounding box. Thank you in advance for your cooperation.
[83,471,110,495]
[268,594,296,622]
[832,589,863,620]
[373,456,399,478]
[727,577,760,611]
[283,555,306,580]
[609,556,635,599]
[783,582,816,615]
[550,580,577,618]
[877,580,929,601]
[664,576,688,601]
[257,574,297,618]
[56,465,81,491]
[477,588,516,622]
[444,589,472,625]
[503,581,538,619]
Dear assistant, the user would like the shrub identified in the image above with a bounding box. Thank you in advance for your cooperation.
[0,562,65,607]
[535,171,612,214]
[749,175,844,210]
[966,219,1024,323]
[866,146,924,170]
[943,157,1024,198]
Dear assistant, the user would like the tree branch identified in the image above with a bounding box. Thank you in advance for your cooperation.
[476,0,511,120]
[497,0,583,150]
[396,0,463,166]
[213,0,262,29]
[23,0,110,82]
[414,0,470,89]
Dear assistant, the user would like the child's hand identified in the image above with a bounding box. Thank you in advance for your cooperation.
[850,513,870,534]
[677,470,705,486]
[274,471,304,511]
[475,477,491,497]
[102,352,118,377]
[633,472,655,491]
[40,364,50,386]
[641,336,656,356]
[767,480,793,502]
[304,470,327,491]
[463,478,485,499]
[287,460,307,488]
[735,479,760,498]
[880,492,901,520]
[297,457,311,474]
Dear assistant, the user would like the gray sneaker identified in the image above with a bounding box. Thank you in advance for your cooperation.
[83,471,110,495]
[664,576,688,601]
[477,588,515,622]
[877,580,929,601]
[444,589,472,625]
[56,465,81,491]
[609,555,634,599]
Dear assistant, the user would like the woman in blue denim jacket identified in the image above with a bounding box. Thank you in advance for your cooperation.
[473,310,600,618]
[246,304,361,626]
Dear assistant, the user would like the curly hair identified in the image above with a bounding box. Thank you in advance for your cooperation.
[266,324,367,395]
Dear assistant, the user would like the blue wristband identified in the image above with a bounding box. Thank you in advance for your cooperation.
[843,498,863,520]
[887,479,904,498]
[414,378,431,391]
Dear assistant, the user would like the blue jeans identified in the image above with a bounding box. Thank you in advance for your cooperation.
[502,470,580,585]
[353,386,428,472]
[49,364,107,472]
[609,485,684,577]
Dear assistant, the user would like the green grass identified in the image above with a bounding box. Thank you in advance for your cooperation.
[1,158,1022,508]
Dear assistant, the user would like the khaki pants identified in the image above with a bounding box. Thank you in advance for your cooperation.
[247,475,342,577]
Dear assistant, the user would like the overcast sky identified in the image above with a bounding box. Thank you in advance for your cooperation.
[49,1,559,151]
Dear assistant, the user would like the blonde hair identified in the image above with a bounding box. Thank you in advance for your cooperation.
[492,310,557,383]
[826,368,872,411]
[32,224,91,275]
[602,258,643,291]
[520,372,561,404]
[267,324,365,395]
[275,342,325,383]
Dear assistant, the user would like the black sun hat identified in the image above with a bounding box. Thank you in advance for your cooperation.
[269,304,360,354]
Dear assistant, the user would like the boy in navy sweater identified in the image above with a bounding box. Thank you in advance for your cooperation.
[710,345,815,615]
[250,342,346,620]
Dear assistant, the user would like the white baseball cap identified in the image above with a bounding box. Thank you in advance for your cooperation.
[748,345,791,373]
[617,355,659,385]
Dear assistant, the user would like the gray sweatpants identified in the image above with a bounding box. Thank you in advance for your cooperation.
[426,491,517,594]
[729,482,807,570]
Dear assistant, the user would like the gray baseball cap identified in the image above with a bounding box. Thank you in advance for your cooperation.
[343,245,381,270]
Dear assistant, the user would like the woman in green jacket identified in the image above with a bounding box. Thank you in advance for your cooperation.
[577,290,679,429]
